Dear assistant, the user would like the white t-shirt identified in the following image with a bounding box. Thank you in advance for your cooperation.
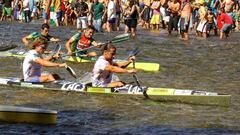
[23,0,30,11]
[107,1,116,19]
[23,50,42,80]
[92,56,113,87]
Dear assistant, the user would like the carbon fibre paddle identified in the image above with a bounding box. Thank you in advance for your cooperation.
[53,44,77,79]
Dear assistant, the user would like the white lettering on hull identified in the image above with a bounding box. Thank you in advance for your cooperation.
[61,83,85,91]
[127,85,143,94]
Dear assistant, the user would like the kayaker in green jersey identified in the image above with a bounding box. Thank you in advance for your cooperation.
[22,23,60,48]
[65,26,102,57]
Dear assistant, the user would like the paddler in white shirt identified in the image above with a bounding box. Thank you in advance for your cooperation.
[23,37,67,83]
[92,44,137,87]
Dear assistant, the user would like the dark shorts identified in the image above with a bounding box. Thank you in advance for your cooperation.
[221,24,232,34]
[125,18,138,28]
[25,76,40,83]
[180,17,189,33]
[108,18,116,24]
[168,13,179,31]
[192,9,199,24]
[206,23,216,31]
[142,7,151,22]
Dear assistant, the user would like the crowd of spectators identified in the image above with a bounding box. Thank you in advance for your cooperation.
[0,0,239,39]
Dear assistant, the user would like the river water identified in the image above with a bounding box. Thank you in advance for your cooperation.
[0,21,240,134]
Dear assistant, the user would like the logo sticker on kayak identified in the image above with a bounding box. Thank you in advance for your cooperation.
[114,85,147,94]
[61,82,85,91]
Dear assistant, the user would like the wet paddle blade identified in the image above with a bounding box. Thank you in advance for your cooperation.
[52,44,61,55]
[51,44,61,62]
[111,33,131,44]
[66,66,77,78]
[114,33,131,39]
[128,48,140,57]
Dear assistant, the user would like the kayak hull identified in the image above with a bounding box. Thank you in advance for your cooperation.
[0,77,231,106]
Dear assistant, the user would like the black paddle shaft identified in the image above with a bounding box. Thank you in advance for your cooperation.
[132,60,148,98]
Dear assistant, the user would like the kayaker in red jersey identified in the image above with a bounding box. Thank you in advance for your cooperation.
[65,26,102,57]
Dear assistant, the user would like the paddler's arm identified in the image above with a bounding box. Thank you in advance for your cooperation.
[92,41,103,48]
[65,38,75,55]
[42,53,59,61]
[104,65,137,74]
[34,58,67,67]
[22,35,31,46]
[113,56,135,68]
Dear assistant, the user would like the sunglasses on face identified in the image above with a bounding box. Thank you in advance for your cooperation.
[39,45,47,50]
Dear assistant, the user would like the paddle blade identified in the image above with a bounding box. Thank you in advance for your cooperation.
[114,33,131,39]
[52,44,61,55]
[66,66,77,78]
[111,33,131,44]
[128,48,140,57]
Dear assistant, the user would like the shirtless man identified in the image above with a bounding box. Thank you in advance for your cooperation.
[140,0,152,29]
[224,0,235,15]
[167,0,180,34]
[223,0,235,28]
[206,8,217,36]
[179,0,191,40]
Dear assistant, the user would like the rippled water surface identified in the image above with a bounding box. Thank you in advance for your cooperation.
[0,21,240,134]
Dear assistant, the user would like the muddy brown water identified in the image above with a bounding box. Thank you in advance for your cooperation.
[0,21,240,134]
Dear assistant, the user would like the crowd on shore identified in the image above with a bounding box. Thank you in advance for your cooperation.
[0,0,239,40]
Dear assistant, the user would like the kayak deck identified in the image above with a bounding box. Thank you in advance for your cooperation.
[0,77,231,106]
[0,50,160,72]
[67,56,160,72]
